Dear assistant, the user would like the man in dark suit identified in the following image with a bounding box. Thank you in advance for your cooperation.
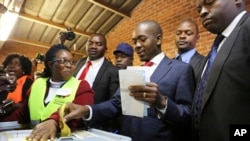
[192,0,250,141]
[63,20,195,141]
[175,18,206,82]
[74,33,119,131]
[74,33,119,104]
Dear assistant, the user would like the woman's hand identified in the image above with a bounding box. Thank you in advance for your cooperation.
[26,119,58,141]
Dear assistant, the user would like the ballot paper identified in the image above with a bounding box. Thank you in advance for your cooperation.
[119,66,150,118]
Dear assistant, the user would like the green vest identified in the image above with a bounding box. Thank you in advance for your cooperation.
[28,77,80,124]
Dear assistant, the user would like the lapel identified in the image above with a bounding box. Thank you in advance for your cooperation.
[201,13,249,110]
[189,52,200,66]
[150,56,172,83]
[93,58,109,86]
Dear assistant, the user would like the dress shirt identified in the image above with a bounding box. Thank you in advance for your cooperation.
[176,48,196,63]
[201,11,247,77]
[218,11,246,51]
[76,57,104,87]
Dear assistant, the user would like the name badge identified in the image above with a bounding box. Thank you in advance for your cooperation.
[56,88,72,96]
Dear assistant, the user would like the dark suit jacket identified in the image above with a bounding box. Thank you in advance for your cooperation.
[74,57,119,104]
[192,13,250,141]
[189,52,206,83]
[91,56,195,141]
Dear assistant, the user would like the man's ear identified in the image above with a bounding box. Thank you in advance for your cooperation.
[197,34,200,40]
[156,34,162,45]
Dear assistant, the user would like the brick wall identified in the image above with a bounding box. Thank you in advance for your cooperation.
[0,41,82,71]
[106,0,250,65]
[0,0,250,67]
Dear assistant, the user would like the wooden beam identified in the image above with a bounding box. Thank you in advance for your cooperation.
[0,41,5,49]
[8,37,85,56]
[18,12,92,38]
[88,0,130,18]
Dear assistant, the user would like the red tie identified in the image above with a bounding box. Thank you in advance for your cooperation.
[144,61,154,66]
[79,61,91,80]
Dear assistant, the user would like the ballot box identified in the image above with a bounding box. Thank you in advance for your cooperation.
[0,128,132,141]
[0,121,21,131]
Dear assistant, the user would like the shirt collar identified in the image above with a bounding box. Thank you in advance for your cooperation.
[87,56,105,67]
[176,48,196,63]
[222,11,246,37]
[149,52,165,66]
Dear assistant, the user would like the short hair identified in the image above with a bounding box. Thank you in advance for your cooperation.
[2,53,32,75]
[138,20,163,37]
[41,44,71,77]
[137,20,163,49]
[180,18,199,33]
[89,33,107,47]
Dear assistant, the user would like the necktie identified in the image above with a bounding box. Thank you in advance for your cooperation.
[144,61,154,66]
[79,61,91,80]
[175,55,182,61]
[193,34,225,127]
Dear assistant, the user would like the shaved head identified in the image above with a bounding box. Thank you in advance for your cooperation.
[137,20,163,37]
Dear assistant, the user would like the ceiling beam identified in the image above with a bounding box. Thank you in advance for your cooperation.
[18,12,92,38]
[0,41,5,49]
[8,37,85,56]
[88,0,130,18]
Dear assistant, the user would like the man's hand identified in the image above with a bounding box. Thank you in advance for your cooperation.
[26,119,58,141]
[63,103,90,122]
[129,82,167,109]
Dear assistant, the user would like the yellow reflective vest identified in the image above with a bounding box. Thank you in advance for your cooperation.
[28,77,80,124]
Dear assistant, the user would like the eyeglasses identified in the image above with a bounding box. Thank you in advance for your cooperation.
[52,58,77,65]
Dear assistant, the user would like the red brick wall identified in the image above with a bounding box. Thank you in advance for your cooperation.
[106,0,250,65]
[0,0,249,67]
[0,41,82,71]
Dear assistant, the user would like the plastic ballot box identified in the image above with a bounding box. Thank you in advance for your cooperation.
[0,128,131,141]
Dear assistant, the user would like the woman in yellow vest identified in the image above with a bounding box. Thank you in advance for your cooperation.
[0,53,33,114]
[0,44,94,139]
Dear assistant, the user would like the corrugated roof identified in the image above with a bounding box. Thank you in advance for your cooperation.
[1,0,142,56]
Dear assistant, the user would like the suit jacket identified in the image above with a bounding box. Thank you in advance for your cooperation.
[91,56,195,141]
[189,52,206,83]
[74,57,119,104]
[192,13,250,141]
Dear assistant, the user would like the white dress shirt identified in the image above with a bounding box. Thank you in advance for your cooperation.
[76,57,104,87]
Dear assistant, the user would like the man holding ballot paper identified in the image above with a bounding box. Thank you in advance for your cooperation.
[61,20,195,141]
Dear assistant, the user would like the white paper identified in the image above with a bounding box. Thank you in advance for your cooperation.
[119,66,150,118]
[127,66,150,82]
